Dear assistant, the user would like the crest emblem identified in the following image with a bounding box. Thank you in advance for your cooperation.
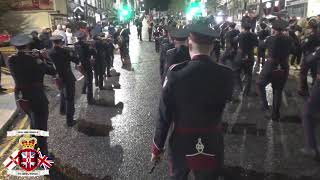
[3,133,53,177]
[18,148,38,171]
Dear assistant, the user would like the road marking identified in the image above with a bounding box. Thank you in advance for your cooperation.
[0,115,28,157]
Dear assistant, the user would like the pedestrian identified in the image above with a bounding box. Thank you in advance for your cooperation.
[66,28,75,45]
[8,34,57,154]
[74,31,95,104]
[257,22,271,67]
[154,26,162,53]
[48,35,79,127]
[234,21,258,96]
[220,22,240,67]
[148,20,154,42]
[0,51,7,92]
[151,23,234,180]
[159,27,174,83]
[136,19,143,41]
[53,25,67,45]
[93,34,107,90]
[120,25,130,51]
[256,19,293,120]
[39,28,52,49]
[298,19,320,96]
[300,46,320,161]
[106,36,115,68]
[162,27,191,80]
[30,31,43,50]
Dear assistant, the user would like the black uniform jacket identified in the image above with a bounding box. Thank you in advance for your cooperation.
[163,45,191,80]
[74,41,93,70]
[301,32,320,55]
[48,46,79,83]
[306,47,320,75]
[152,55,234,170]
[8,52,56,106]
[159,38,174,77]
[225,29,240,49]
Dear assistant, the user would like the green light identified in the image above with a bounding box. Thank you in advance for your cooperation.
[186,1,203,20]
[118,4,132,22]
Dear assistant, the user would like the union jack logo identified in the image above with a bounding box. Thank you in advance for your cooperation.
[18,149,38,171]
[37,151,53,170]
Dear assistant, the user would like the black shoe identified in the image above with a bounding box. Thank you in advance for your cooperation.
[67,120,77,127]
[82,90,86,94]
[60,111,66,116]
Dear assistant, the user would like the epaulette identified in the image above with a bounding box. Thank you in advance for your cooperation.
[166,48,175,55]
[8,53,18,60]
[169,61,188,71]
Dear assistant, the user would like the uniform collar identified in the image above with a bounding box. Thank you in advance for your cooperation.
[191,54,211,61]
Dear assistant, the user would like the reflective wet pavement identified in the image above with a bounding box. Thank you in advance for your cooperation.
[1,24,319,180]
[45,25,320,180]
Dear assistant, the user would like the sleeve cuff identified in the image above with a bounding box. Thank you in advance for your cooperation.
[151,140,163,156]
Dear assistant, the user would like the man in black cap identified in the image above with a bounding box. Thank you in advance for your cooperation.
[162,28,191,82]
[234,21,258,96]
[151,24,234,180]
[8,34,56,154]
[300,46,320,161]
[257,22,270,67]
[220,22,240,66]
[48,35,79,127]
[30,31,43,50]
[159,27,174,83]
[74,31,95,104]
[298,19,320,96]
[256,19,293,120]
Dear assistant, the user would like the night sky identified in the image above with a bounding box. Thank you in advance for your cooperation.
[145,0,170,11]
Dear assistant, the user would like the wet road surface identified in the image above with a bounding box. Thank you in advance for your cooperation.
[1,24,320,180]
[46,26,320,180]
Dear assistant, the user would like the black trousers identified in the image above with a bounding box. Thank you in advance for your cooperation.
[299,57,317,94]
[94,64,105,89]
[290,49,302,65]
[60,81,75,124]
[137,29,142,40]
[302,79,320,151]
[256,61,288,118]
[257,47,266,65]
[155,38,160,52]
[236,61,254,95]
[82,68,93,102]
[148,28,152,41]
[29,104,49,155]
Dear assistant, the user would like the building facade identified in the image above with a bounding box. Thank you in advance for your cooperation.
[8,0,68,33]
[7,0,113,33]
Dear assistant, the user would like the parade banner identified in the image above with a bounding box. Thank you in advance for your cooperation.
[7,170,50,177]
[10,0,54,11]
[7,129,49,137]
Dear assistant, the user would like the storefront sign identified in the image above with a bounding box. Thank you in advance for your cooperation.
[285,0,308,7]
[10,0,54,10]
